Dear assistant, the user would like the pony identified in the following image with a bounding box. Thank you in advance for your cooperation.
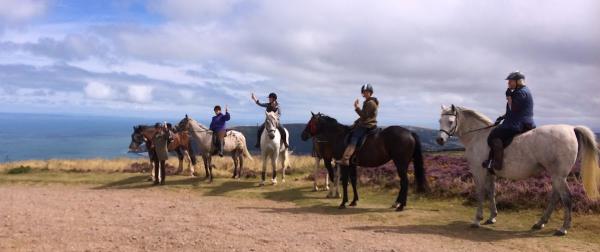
[129,125,197,177]
[301,119,340,198]
[178,115,252,182]
[258,111,291,186]
[436,105,600,236]
[303,112,428,211]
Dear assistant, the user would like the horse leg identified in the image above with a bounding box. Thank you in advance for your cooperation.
[533,190,559,230]
[349,164,359,207]
[324,160,335,198]
[232,152,238,179]
[553,177,573,236]
[190,152,197,176]
[281,151,287,183]
[176,148,184,175]
[334,164,341,198]
[339,165,349,209]
[271,155,278,185]
[393,160,409,211]
[260,153,267,186]
[238,154,244,179]
[483,174,498,225]
[203,155,210,179]
[471,174,486,228]
[313,157,320,191]
[185,150,195,177]
[208,156,214,183]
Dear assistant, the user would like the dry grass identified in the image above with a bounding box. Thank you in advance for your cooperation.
[0,155,320,177]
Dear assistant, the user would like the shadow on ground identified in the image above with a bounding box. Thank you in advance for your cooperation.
[351,221,554,242]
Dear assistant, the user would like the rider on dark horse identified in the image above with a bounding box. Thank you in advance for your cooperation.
[337,84,379,166]
[209,105,230,157]
[483,71,536,173]
[252,92,288,149]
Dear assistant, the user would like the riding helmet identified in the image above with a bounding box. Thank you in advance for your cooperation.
[361,83,374,93]
[154,122,163,128]
[505,71,525,81]
[268,92,278,100]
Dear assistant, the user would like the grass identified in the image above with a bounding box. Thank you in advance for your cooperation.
[1,154,600,248]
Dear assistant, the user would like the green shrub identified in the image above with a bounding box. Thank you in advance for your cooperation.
[7,166,33,174]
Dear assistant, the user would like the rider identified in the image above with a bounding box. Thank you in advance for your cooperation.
[337,84,379,166]
[251,92,288,149]
[483,71,536,172]
[209,105,230,157]
[152,122,171,185]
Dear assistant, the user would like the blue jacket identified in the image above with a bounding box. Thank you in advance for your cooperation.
[210,112,230,132]
[499,86,536,132]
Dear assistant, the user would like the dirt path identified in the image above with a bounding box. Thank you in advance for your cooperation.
[0,184,596,252]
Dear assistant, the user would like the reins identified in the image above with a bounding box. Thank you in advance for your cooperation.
[440,111,495,137]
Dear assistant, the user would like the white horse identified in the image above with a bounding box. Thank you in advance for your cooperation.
[437,105,600,236]
[178,115,253,182]
[259,111,290,186]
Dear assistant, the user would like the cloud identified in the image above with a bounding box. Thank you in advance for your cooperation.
[84,82,113,99]
[0,0,47,22]
[127,85,153,103]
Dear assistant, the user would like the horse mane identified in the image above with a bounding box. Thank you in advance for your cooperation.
[318,114,350,131]
[188,118,209,131]
[457,107,493,126]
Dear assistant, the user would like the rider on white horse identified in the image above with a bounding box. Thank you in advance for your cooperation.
[337,84,379,166]
[483,71,536,173]
[251,92,289,149]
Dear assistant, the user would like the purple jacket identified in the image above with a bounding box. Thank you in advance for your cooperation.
[210,112,230,132]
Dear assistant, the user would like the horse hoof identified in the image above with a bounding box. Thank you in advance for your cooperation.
[395,205,405,212]
[553,230,567,236]
[391,203,401,209]
[281,179,285,183]
[349,201,357,207]
[338,204,346,210]
[531,223,544,230]
[483,218,496,225]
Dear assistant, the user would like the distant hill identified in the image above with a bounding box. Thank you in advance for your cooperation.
[232,124,463,155]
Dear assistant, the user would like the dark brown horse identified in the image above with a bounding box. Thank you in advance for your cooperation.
[302,112,428,211]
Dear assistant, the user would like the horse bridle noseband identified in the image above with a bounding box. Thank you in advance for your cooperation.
[439,111,496,137]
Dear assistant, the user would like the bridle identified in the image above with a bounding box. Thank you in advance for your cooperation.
[308,116,329,143]
[439,110,496,137]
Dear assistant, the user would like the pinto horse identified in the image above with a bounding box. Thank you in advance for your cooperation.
[303,112,428,211]
[129,125,197,177]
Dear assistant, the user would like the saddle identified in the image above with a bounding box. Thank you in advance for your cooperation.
[345,127,382,150]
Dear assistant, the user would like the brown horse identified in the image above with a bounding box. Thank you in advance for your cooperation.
[301,126,340,198]
[302,112,428,211]
[129,125,197,177]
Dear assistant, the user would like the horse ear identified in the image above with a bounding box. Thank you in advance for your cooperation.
[311,111,315,116]
[451,104,456,111]
[185,114,188,119]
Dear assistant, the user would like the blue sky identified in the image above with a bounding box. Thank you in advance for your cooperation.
[0,0,599,128]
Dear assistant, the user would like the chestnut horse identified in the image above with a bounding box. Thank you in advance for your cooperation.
[303,112,428,211]
[128,125,197,177]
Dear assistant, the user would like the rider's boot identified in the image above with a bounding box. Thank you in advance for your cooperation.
[336,144,356,166]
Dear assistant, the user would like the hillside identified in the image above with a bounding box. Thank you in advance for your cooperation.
[232,124,463,154]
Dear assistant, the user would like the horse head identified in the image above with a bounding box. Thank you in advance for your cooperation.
[301,112,321,141]
[265,111,279,139]
[129,125,146,151]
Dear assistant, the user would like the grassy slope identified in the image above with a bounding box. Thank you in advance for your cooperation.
[1,168,599,249]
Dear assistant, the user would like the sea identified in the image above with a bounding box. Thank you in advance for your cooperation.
[0,113,184,162]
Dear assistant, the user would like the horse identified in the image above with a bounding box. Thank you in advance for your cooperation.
[258,111,291,186]
[303,112,428,211]
[129,125,197,177]
[301,120,340,198]
[178,115,253,182]
[436,105,600,236]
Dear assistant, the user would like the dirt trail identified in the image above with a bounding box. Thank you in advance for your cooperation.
[0,184,596,251]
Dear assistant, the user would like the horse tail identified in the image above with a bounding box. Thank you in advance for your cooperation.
[239,133,254,161]
[411,132,428,193]
[574,126,600,199]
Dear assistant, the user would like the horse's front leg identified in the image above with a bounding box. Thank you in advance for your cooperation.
[202,155,210,179]
[176,148,184,175]
[339,165,349,209]
[349,164,359,207]
[232,153,238,179]
[483,174,498,225]
[271,155,278,185]
[185,151,195,177]
[260,153,267,186]
[238,154,244,179]
[313,157,320,191]
[471,174,486,228]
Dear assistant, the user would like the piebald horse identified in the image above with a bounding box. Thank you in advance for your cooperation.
[129,125,197,177]
[178,115,253,182]
[259,111,290,186]
[437,105,600,236]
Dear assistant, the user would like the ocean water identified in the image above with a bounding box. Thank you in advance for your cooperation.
[0,113,176,162]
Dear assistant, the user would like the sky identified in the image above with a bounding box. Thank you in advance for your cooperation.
[0,0,598,128]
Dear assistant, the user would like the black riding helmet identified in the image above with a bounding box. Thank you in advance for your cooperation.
[505,71,525,81]
[268,92,278,100]
[361,83,373,93]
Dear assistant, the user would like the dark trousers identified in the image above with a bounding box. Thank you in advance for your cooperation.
[487,127,520,148]
[256,123,288,147]
[215,131,226,154]
[349,126,370,146]
[153,160,166,183]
